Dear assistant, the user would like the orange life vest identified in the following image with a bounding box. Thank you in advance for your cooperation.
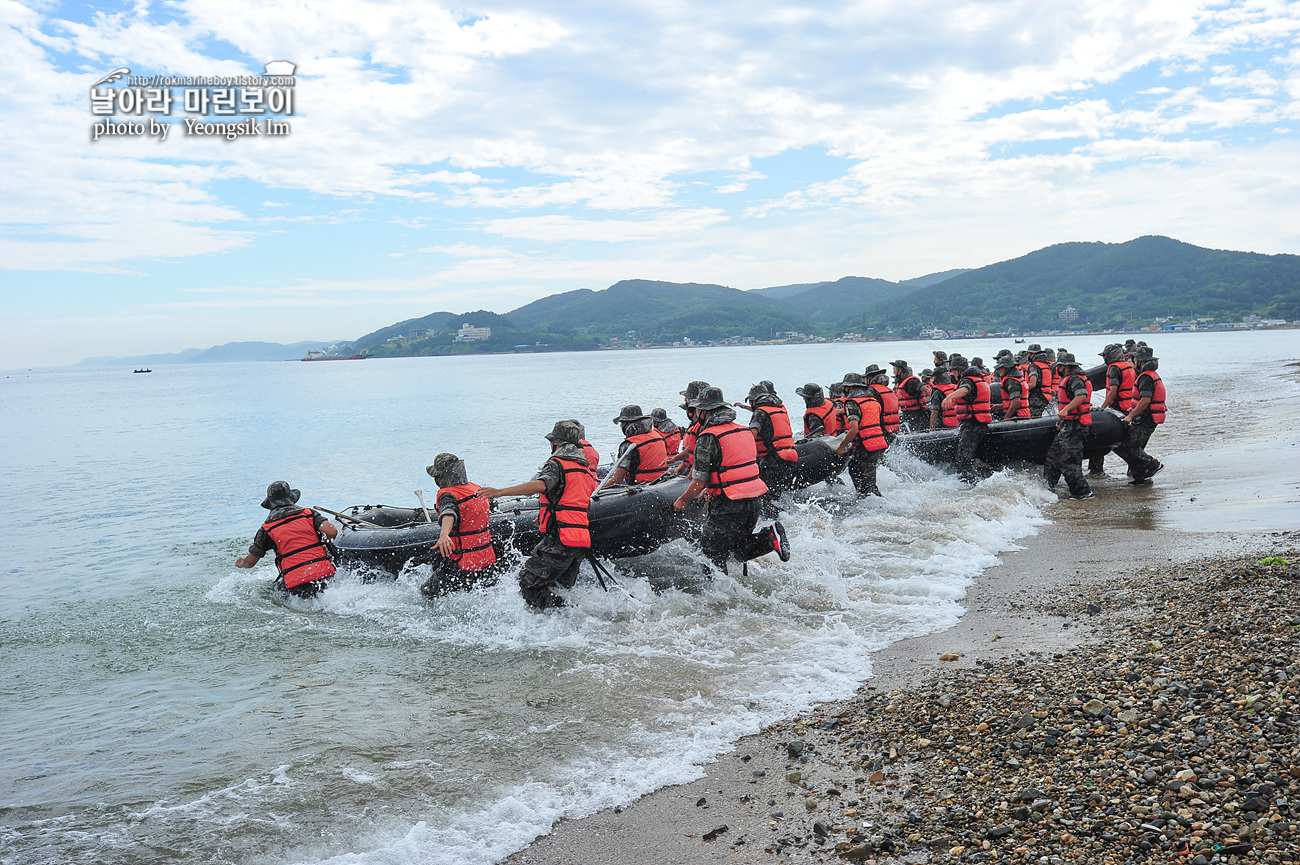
[703,422,770,500]
[1000,376,1030,420]
[681,420,702,470]
[537,456,596,548]
[659,426,682,454]
[1108,360,1138,412]
[579,438,600,476]
[262,508,335,588]
[871,383,901,433]
[848,393,888,451]
[438,483,497,571]
[623,430,668,483]
[1056,374,1093,425]
[754,404,799,462]
[1032,361,1055,402]
[1138,370,1166,424]
[955,376,992,424]
[933,382,958,427]
[803,400,839,437]
[894,375,923,412]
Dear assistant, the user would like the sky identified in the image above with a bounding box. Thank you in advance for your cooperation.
[1,0,1299,367]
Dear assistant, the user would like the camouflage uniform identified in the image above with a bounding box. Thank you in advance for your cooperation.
[520,430,592,609]
[691,404,778,572]
[1044,371,1093,498]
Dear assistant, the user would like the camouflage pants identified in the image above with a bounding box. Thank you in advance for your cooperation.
[1113,419,1161,479]
[1029,396,1050,418]
[519,535,583,609]
[956,420,989,483]
[847,448,884,497]
[700,498,774,574]
[1044,420,1091,497]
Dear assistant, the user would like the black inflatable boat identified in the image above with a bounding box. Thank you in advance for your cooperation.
[331,363,1123,576]
[332,434,848,575]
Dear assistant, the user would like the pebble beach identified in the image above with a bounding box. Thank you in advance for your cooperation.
[510,523,1299,865]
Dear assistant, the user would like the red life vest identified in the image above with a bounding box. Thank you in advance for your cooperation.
[894,375,923,412]
[702,422,770,500]
[261,508,335,588]
[579,438,600,476]
[933,382,958,427]
[681,420,702,470]
[955,376,992,424]
[1108,360,1138,412]
[803,401,839,436]
[870,383,901,433]
[438,483,497,571]
[659,426,682,454]
[1056,374,1093,425]
[848,393,888,451]
[1032,361,1055,402]
[537,456,596,548]
[1000,376,1030,419]
[623,430,668,483]
[754,404,799,462]
[1138,370,1166,424]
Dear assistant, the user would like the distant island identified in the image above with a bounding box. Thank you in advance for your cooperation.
[76,236,1297,366]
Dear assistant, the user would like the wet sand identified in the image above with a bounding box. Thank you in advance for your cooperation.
[505,472,1298,865]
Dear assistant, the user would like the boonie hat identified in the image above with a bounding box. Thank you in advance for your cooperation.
[862,363,887,380]
[427,453,467,486]
[261,480,301,509]
[545,420,583,445]
[613,404,650,424]
[795,382,824,400]
[840,371,867,388]
[689,386,727,411]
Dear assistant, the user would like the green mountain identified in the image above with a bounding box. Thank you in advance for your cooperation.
[751,276,910,326]
[506,279,813,341]
[899,268,971,288]
[857,236,1300,334]
[350,311,459,351]
[359,310,599,357]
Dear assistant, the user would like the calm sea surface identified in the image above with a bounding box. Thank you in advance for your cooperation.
[1,332,1296,864]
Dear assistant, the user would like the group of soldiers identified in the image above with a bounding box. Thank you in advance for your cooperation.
[237,339,1167,610]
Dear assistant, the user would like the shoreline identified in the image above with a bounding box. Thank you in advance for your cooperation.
[506,498,1298,865]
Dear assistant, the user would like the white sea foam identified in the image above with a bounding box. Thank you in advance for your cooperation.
[277,462,1054,865]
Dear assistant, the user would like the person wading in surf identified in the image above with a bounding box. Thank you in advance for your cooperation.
[673,386,790,574]
[420,453,502,597]
[477,420,596,609]
[236,481,338,597]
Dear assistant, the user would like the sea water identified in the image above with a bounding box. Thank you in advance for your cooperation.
[1,332,1296,864]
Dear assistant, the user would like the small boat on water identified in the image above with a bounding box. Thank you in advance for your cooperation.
[133,368,152,373]
[302,352,367,362]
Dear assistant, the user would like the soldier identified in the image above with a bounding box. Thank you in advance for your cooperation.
[1115,345,1166,484]
[478,420,597,609]
[996,357,1029,421]
[669,381,710,476]
[795,382,839,437]
[608,405,668,486]
[236,481,338,597]
[1090,343,1138,476]
[650,407,682,455]
[673,387,790,573]
[1044,352,1094,499]
[928,368,957,430]
[838,372,889,496]
[942,361,993,483]
[864,364,901,443]
[1025,344,1054,418]
[421,453,501,596]
[892,360,925,433]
